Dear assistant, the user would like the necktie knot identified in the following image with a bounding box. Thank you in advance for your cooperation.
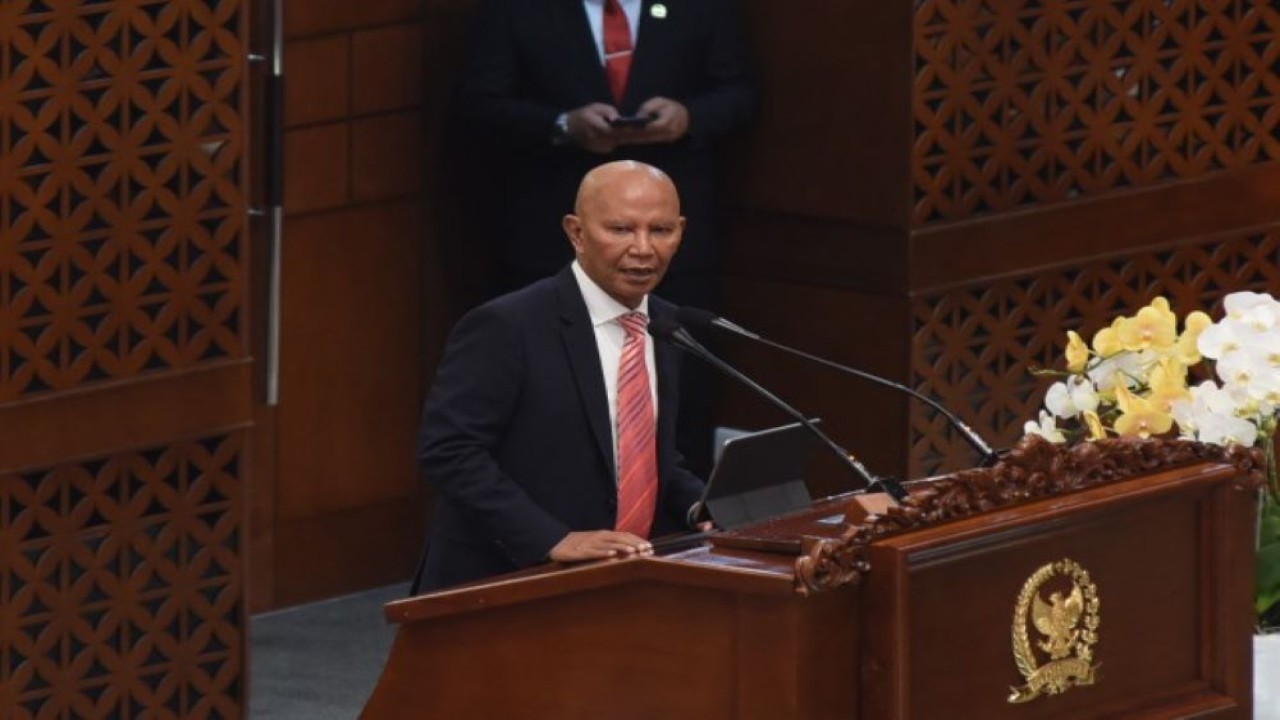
[619,311,647,339]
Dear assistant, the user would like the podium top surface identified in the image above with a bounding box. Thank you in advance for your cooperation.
[387,438,1264,626]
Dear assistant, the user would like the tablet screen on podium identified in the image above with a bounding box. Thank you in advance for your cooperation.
[701,420,819,530]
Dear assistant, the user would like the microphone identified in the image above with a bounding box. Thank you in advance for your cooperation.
[676,307,1002,468]
[648,316,907,501]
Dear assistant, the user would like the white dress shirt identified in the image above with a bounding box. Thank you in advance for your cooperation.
[571,261,658,474]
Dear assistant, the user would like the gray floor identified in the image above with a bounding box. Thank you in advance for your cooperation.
[249,583,406,720]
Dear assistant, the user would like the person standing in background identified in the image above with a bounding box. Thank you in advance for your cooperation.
[458,0,757,304]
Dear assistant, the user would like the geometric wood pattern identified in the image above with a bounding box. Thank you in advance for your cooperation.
[909,227,1280,477]
[0,2,249,717]
[913,0,1280,224]
[0,431,244,719]
[0,0,247,404]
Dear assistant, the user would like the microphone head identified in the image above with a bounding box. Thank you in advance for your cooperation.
[647,315,681,340]
[675,306,718,331]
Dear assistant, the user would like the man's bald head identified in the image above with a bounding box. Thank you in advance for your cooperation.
[573,161,680,216]
[562,161,685,309]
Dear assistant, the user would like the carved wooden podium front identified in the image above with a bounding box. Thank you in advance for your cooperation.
[360,439,1262,719]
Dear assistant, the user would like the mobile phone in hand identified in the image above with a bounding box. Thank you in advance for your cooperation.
[608,114,655,129]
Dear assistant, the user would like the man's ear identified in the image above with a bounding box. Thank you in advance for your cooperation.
[562,214,584,253]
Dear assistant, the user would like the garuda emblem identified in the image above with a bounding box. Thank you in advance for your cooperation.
[1008,558,1100,704]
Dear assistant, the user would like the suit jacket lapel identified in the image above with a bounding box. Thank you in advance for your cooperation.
[625,0,670,108]
[555,268,616,479]
[555,0,613,102]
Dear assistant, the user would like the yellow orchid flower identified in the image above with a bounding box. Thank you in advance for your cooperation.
[1148,297,1176,324]
[1176,311,1212,365]
[1065,330,1089,372]
[1113,385,1173,438]
[1147,357,1190,412]
[1116,299,1177,352]
[1092,317,1125,357]
[1082,410,1108,440]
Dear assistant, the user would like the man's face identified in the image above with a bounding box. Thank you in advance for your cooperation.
[563,171,685,309]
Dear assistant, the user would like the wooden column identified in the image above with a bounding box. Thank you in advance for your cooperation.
[247,0,434,609]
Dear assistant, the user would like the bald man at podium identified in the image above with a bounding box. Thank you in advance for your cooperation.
[414,161,707,592]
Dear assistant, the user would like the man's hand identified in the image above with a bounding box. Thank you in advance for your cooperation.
[616,97,690,145]
[548,530,653,562]
[564,103,621,154]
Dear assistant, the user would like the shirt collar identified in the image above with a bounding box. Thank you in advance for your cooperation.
[571,261,649,327]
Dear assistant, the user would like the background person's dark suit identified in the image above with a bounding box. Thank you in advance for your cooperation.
[415,266,705,591]
[458,0,756,300]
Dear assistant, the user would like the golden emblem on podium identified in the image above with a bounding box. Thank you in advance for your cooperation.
[1008,558,1100,703]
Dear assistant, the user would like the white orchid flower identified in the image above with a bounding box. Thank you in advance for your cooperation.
[1195,411,1259,446]
[1197,321,1244,360]
[1044,376,1099,418]
[1023,410,1067,443]
[1087,352,1145,392]
[1223,291,1280,326]
[1172,380,1263,446]
[1213,349,1280,410]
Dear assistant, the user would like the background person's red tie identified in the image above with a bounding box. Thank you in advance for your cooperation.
[614,312,657,537]
[602,0,633,105]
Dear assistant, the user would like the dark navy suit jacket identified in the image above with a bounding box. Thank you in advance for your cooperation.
[415,267,706,591]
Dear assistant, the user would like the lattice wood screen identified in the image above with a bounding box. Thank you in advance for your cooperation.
[909,229,1280,477]
[0,432,244,719]
[0,1,249,717]
[0,0,247,404]
[913,0,1280,224]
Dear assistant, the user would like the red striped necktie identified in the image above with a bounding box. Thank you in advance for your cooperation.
[614,311,657,537]
[602,0,633,105]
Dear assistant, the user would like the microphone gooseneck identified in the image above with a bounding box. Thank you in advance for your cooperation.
[675,307,1002,468]
[648,316,907,500]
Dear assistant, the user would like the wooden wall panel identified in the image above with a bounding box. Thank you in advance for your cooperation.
[734,1,913,224]
[0,431,246,719]
[900,0,1280,477]
[909,224,1280,475]
[351,24,423,115]
[911,0,1280,225]
[282,34,350,126]
[0,1,252,715]
[722,0,1280,483]
[277,202,424,519]
[250,2,429,609]
[282,0,422,39]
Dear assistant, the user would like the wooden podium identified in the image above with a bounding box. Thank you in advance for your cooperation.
[360,439,1263,719]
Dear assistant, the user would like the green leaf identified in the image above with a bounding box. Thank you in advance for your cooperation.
[1259,590,1280,618]
[1258,544,1280,615]
[1261,503,1280,546]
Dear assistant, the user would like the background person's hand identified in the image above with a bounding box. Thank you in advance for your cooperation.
[564,103,622,153]
[616,97,690,145]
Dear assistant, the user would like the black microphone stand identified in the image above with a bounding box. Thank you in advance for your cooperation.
[650,319,908,501]
[677,308,1003,468]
